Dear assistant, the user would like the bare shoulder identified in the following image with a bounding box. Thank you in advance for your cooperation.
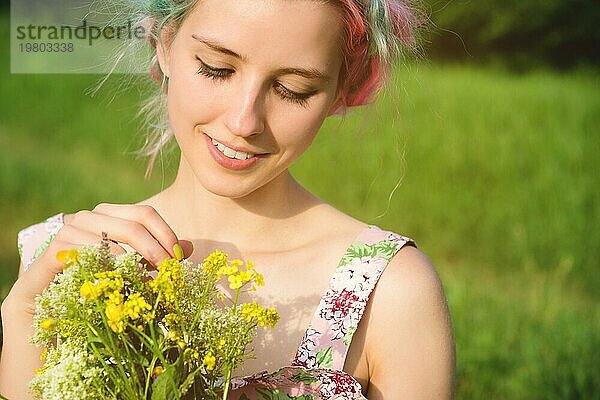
[364,245,456,399]
[374,245,446,306]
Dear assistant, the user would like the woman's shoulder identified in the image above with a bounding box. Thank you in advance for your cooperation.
[365,237,448,337]
[17,212,65,271]
[360,242,455,397]
[311,202,415,249]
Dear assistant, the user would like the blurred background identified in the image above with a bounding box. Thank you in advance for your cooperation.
[1,0,598,398]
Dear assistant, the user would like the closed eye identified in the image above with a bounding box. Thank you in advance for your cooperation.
[194,55,316,108]
[195,56,232,81]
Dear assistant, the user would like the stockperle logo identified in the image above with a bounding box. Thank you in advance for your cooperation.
[11,0,152,74]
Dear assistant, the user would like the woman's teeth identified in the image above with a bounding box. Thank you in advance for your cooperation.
[211,138,254,160]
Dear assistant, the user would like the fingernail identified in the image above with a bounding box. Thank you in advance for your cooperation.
[173,243,184,261]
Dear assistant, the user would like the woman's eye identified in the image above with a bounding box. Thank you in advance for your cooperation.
[195,56,316,108]
[274,83,316,108]
[195,56,231,81]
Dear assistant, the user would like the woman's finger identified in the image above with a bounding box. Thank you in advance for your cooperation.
[92,203,180,258]
[67,208,174,267]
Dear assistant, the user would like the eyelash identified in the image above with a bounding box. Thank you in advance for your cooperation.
[195,56,314,108]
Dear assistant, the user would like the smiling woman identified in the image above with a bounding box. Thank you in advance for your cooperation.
[0,1,455,399]
[155,0,345,199]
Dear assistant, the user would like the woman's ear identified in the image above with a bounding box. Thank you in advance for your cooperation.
[156,24,176,78]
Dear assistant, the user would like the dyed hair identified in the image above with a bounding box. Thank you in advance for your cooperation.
[331,0,416,110]
[113,0,420,178]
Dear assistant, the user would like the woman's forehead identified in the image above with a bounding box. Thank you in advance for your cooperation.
[179,0,344,70]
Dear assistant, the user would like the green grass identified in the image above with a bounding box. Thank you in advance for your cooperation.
[1,17,599,398]
[293,65,600,398]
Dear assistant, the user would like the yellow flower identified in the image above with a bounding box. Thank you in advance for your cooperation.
[219,263,238,277]
[162,313,178,328]
[241,302,263,322]
[107,290,124,306]
[105,302,125,333]
[93,271,124,297]
[167,329,180,342]
[202,351,216,371]
[263,307,280,329]
[150,258,183,307]
[56,249,78,269]
[123,293,152,320]
[217,338,226,350]
[202,250,228,276]
[228,269,254,290]
[241,302,280,329]
[253,270,265,287]
[228,274,244,290]
[184,347,200,361]
[40,318,55,330]
[80,281,101,300]
[152,366,164,378]
[143,312,155,323]
[40,347,48,361]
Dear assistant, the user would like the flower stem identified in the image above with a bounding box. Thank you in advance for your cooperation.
[221,367,233,400]
[144,355,159,398]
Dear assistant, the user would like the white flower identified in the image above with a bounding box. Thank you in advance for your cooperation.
[30,339,110,400]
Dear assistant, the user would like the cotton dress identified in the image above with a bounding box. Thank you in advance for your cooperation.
[18,213,415,400]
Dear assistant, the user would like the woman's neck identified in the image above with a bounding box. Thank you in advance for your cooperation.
[143,155,324,252]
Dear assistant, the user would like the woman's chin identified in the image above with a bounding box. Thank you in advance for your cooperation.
[198,175,264,200]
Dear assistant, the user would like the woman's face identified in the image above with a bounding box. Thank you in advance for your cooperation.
[158,0,344,198]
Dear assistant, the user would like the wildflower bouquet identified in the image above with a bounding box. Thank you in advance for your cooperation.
[30,236,279,400]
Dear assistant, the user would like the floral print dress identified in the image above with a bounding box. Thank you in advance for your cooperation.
[18,213,416,400]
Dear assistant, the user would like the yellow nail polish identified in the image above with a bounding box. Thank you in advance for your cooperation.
[173,243,184,261]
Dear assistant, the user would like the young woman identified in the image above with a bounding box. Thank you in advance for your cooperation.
[1,0,455,398]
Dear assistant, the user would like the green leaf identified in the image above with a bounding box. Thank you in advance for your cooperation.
[339,243,378,266]
[86,332,104,344]
[151,365,180,400]
[343,325,357,347]
[290,369,319,384]
[315,346,333,369]
[178,365,203,397]
[32,232,56,263]
[374,240,399,260]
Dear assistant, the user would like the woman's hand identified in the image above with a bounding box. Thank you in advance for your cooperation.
[0,203,192,400]
[8,203,192,314]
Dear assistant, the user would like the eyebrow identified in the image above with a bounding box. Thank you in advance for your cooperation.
[191,34,332,83]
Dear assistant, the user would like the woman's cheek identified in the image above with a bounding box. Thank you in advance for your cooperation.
[168,77,220,133]
[282,110,327,152]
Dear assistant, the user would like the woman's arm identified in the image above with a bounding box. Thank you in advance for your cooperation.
[0,262,43,400]
[365,245,455,399]
[0,204,192,399]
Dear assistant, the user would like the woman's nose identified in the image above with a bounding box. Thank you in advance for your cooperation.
[224,81,266,138]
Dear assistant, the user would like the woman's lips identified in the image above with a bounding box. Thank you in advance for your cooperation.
[204,134,260,170]
[211,138,255,160]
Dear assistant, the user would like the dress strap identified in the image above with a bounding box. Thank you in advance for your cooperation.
[18,212,65,271]
[292,225,415,371]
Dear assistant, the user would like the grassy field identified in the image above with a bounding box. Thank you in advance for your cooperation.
[1,22,599,399]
